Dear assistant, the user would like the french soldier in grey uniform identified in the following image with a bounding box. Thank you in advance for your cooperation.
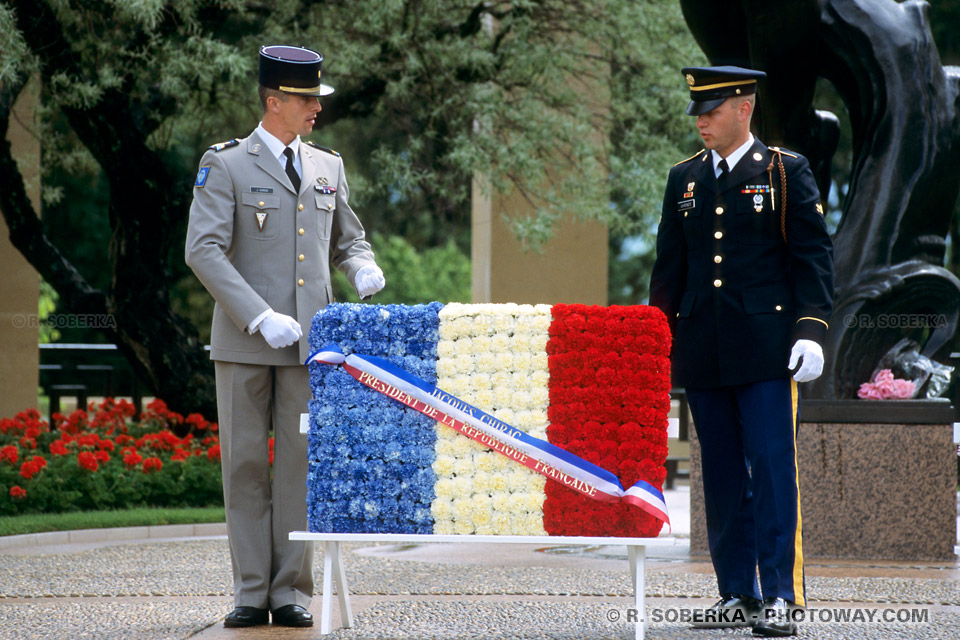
[185,45,385,628]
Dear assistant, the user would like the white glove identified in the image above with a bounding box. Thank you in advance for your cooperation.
[258,310,302,349]
[789,339,824,383]
[355,264,385,298]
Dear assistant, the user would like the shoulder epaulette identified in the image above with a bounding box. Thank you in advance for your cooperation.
[674,149,706,166]
[208,138,240,152]
[768,146,799,159]
[306,141,340,157]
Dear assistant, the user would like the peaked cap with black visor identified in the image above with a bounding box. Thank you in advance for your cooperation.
[681,66,766,115]
[259,45,334,97]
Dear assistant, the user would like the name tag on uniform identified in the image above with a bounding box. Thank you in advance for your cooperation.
[678,199,695,211]
[250,186,273,193]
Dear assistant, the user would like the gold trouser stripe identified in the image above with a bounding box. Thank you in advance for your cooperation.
[797,316,829,329]
[279,85,322,94]
[689,79,757,92]
[790,378,805,606]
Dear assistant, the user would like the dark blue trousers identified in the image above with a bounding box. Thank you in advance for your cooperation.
[686,377,805,606]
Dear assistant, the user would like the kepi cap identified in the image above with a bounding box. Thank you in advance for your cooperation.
[681,65,765,115]
[259,45,334,97]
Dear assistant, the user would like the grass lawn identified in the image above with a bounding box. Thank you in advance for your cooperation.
[0,506,225,537]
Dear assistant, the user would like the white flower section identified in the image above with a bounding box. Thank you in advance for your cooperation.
[431,303,551,536]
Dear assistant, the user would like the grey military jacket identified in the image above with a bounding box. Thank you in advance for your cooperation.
[185,131,376,366]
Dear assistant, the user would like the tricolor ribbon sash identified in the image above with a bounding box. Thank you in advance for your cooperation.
[310,344,670,532]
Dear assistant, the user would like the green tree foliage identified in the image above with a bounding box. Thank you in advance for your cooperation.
[0,0,698,413]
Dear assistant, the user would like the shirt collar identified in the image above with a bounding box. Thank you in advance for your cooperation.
[255,122,300,162]
[712,133,754,176]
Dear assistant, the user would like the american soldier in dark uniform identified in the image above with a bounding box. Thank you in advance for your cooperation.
[649,66,834,637]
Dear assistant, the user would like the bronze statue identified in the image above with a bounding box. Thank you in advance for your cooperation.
[680,0,960,398]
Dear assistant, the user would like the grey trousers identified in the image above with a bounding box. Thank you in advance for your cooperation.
[214,361,314,609]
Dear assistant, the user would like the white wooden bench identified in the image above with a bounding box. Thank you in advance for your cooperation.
[290,532,677,640]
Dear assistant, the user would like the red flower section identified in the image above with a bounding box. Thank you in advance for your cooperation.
[207,444,221,462]
[142,457,163,473]
[543,304,671,538]
[9,486,26,500]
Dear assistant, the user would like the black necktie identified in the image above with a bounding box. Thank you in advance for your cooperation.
[283,147,301,192]
[718,158,730,180]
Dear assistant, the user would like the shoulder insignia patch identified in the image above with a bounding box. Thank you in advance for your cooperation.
[208,138,240,152]
[768,145,799,159]
[674,149,706,166]
[306,141,340,157]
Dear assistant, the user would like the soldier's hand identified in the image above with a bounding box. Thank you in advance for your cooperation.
[789,339,824,383]
[259,310,302,349]
[355,264,385,298]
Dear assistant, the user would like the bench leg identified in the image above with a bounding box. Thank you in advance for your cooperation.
[321,541,334,634]
[628,545,645,640]
[331,541,353,628]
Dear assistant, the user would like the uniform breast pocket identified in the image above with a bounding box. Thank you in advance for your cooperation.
[735,192,778,244]
[680,205,702,251]
[240,192,281,240]
[315,194,335,240]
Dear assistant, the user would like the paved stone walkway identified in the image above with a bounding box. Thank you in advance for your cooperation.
[1,487,957,639]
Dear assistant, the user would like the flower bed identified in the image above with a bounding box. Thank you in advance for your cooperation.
[0,399,224,516]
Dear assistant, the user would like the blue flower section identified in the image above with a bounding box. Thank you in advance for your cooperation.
[306,302,443,533]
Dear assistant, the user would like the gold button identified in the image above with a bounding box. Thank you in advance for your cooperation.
[683,211,689,218]
[713,279,722,288]
[775,305,782,311]
[714,255,722,264]
[715,206,724,215]
[298,254,305,262]
[298,228,305,235]
[714,231,723,239]
[327,203,334,211]
[298,203,304,211]
[298,278,305,286]
[258,201,265,207]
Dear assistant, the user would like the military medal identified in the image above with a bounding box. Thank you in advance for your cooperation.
[753,194,764,213]
[256,212,267,231]
[317,176,329,186]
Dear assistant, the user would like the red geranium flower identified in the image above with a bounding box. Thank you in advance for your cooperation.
[50,440,68,456]
[94,450,110,463]
[0,444,18,466]
[77,451,99,472]
[123,451,143,468]
[19,455,48,479]
[142,457,163,473]
[9,486,26,500]
[207,444,221,462]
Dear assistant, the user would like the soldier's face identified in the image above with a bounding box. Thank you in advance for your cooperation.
[276,94,322,140]
[696,98,749,157]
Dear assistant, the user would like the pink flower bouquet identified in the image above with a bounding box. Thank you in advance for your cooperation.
[857,369,916,400]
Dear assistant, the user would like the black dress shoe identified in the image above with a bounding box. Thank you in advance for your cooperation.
[691,593,762,628]
[753,598,799,637]
[224,606,269,627]
[272,604,314,627]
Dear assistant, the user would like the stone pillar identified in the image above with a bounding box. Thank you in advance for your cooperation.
[0,77,41,418]
[471,177,608,304]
